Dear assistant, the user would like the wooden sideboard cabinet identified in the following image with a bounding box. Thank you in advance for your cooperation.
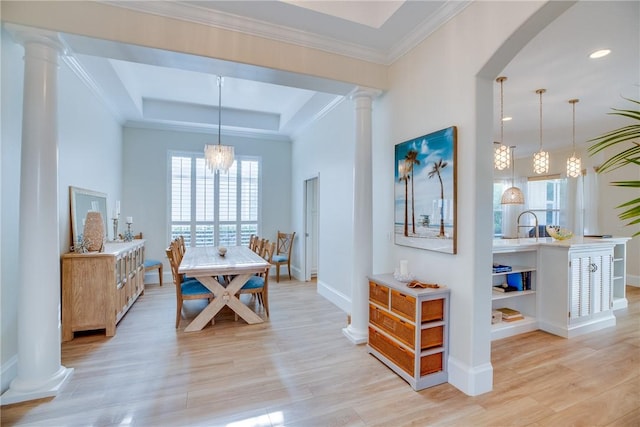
[62,240,146,341]
[367,274,450,391]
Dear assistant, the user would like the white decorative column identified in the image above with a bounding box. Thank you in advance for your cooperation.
[1,26,73,405]
[343,88,380,344]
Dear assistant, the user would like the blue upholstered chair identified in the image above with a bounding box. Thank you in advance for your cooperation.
[273,231,295,282]
[135,232,163,286]
[237,241,274,317]
[166,240,212,328]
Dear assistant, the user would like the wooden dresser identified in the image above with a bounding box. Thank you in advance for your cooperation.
[61,240,146,341]
[367,274,450,390]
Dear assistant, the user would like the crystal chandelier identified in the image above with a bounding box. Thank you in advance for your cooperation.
[204,76,234,173]
[501,146,524,205]
[566,99,581,178]
[494,76,510,170]
[533,88,549,174]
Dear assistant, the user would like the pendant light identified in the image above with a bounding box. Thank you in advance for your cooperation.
[204,76,234,173]
[533,88,549,174]
[494,76,510,170]
[566,99,581,178]
[501,145,524,204]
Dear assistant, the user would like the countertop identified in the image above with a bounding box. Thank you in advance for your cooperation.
[493,236,630,253]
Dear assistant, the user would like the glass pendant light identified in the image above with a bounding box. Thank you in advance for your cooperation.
[533,88,549,174]
[204,76,234,173]
[501,146,524,204]
[494,76,510,170]
[566,99,581,178]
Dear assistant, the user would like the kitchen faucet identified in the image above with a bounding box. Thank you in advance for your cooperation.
[517,210,539,240]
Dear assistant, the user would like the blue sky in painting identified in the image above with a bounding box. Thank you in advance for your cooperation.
[394,127,456,226]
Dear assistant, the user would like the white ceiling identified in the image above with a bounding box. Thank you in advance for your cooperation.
[62,1,638,151]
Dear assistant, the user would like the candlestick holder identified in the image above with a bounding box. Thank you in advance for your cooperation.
[112,217,119,241]
[124,221,133,242]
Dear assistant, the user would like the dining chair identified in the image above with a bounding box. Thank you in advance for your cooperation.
[165,240,213,328]
[273,231,295,282]
[254,238,268,255]
[135,232,163,286]
[237,241,275,318]
[248,234,258,252]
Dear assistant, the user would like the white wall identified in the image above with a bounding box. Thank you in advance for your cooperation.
[0,30,123,393]
[291,99,355,310]
[121,127,292,279]
[373,1,563,395]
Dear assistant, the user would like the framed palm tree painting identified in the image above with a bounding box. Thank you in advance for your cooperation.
[394,126,457,254]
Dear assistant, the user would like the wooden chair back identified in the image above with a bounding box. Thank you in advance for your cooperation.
[262,241,276,264]
[274,231,295,282]
[249,234,258,251]
[255,238,269,255]
[165,241,183,286]
[276,232,295,257]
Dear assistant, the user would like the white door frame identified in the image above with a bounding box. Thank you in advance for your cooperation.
[303,174,319,282]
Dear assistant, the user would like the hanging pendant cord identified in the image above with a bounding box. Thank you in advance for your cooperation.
[536,89,546,151]
[572,100,575,155]
[218,76,222,146]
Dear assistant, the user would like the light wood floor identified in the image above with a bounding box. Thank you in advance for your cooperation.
[2,280,639,426]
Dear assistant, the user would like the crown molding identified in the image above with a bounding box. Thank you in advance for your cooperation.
[386,1,472,63]
[100,1,471,65]
[123,119,292,142]
[62,50,126,124]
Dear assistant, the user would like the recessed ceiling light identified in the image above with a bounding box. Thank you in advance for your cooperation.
[589,49,611,59]
[502,117,512,122]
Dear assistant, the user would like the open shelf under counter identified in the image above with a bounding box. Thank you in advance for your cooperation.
[492,265,535,276]
[491,315,538,341]
[492,289,536,301]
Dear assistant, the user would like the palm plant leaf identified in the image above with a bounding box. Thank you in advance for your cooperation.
[588,98,640,237]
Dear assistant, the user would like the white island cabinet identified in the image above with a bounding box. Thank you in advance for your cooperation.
[492,237,629,340]
[537,238,626,338]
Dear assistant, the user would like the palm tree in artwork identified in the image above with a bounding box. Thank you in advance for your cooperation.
[405,150,420,235]
[428,158,448,237]
[398,160,410,237]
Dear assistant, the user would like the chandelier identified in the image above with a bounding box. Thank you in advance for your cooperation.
[532,88,549,174]
[204,76,234,173]
[566,99,581,178]
[494,76,510,170]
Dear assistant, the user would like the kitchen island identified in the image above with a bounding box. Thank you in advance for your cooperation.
[492,236,630,340]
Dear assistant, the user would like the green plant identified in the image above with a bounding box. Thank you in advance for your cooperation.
[588,97,640,237]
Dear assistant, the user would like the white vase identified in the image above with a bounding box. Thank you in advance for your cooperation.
[83,211,104,252]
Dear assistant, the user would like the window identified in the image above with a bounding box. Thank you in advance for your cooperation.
[526,176,566,226]
[170,152,260,247]
[493,176,567,237]
[493,181,508,236]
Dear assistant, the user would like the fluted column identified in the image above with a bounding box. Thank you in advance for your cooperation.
[1,25,73,405]
[343,88,380,344]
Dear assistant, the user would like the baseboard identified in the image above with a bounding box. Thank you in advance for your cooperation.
[447,356,493,396]
[317,279,350,313]
[0,355,18,395]
[627,274,640,287]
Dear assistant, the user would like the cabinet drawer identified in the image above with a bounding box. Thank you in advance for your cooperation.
[420,352,443,376]
[369,281,389,306]
[421,325,444,350]
[422,299,444,323]
[369,305,415,349]
[369,327,414,377]
[390,289,416,321]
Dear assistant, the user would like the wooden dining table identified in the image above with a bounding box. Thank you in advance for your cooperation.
[178,245,271,332]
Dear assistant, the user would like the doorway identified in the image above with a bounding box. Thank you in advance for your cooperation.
[304,176,319,281]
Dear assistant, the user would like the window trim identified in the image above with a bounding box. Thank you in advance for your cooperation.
[168,150,262,247]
